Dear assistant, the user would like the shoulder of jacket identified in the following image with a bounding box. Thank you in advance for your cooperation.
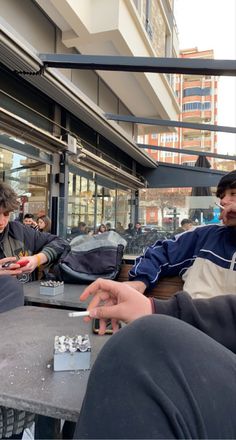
[8,221,24,235]
[192,224,225,235]
[9,221,35,239]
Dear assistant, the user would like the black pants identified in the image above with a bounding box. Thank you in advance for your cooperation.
[0,276,24,313]
[74,315,236,439]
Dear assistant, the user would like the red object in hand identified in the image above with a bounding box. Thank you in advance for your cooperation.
[17,260,29,267]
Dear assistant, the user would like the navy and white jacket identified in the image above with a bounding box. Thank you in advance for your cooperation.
[129,225,236,298]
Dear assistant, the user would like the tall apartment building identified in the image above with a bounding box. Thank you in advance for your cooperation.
[143,48,218,167]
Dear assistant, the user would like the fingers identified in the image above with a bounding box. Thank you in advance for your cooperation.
[220,206,236,225]
[0,257,18,268]
[86,291,113,313]
[96,318,109,335]
[89,304,123,320]
[95,318,120,335]
[80,278,121,301]
[0,257,22,274]
[2,268,23,276]
[0,257,17,263]
[111,318,121,333]
[0,265,23,276]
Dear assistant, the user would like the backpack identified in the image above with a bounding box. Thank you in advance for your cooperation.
[58,231,126,284]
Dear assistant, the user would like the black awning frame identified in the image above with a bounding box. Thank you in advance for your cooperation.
[39,54,236,76]
[138,144,236,160]
[105,114,236,134]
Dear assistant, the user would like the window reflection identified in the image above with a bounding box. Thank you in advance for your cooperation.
[139,187,221,233]
[68,174,95,232]
[67,172,133,236]
[116,189,131,230]
[0,146,49,220]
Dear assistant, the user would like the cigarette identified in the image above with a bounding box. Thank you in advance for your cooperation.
[68,311,90,318]
[215,202,225,210]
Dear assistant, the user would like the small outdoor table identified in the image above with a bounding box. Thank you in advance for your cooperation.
[0,306,109,438]
[24,281,90,309]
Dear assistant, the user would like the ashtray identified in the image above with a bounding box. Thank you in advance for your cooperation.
[40,281,64,296]
[53,334,91,371]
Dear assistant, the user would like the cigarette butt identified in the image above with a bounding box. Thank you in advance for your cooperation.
[68,311,90,318]
[215,202,224,210]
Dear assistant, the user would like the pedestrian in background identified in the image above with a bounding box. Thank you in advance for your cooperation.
[23,213,38,230]
[116,221,125,234]
[71,221,87,236]
[134,221,142,235]
[173,218,193,236]
[97,224,107,234]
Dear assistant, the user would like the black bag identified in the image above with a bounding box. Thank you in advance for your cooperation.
[59,231,126,284]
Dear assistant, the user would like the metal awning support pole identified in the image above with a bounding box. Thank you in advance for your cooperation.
[39,54,236,76]
[137,144,236,160]
[105,114,236,134]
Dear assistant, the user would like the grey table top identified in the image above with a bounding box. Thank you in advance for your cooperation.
[24,281,90,309]
[0,306,109,421]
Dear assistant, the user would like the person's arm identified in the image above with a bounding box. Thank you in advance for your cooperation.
[22,225,70,262]
[18,225,70,273]
[128,227,202,290]
[79,278,236,353]
[153,292,236,353]
[80,278,152,335]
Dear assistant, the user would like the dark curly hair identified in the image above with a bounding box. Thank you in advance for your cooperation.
[216,170,236,198]
[0,182,20,211]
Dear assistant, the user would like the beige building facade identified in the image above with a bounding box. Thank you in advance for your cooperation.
[0,0,179,234]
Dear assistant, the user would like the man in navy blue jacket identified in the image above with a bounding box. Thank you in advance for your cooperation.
[128,170,236,299]
[73,278,236,439]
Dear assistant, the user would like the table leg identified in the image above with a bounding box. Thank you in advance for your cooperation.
[34,415,61,439]
[62,420,76,439]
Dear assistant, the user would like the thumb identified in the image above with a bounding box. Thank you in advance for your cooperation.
[90,305,120,320]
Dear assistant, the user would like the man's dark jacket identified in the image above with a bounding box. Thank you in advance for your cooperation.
[0,221,70,263]
[153,292,236,353]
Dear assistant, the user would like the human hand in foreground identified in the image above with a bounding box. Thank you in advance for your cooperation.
[0,257,23,276]
[80,278,152,335]
[220,202,236,226]
[122,280,147,294]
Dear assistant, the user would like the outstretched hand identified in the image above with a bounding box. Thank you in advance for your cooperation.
[80,278,152,335]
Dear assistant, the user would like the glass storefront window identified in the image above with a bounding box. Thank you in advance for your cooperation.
[0,146,50,221]
[68,173,95,232]
[96,186,116,229]
[67,169,133,236]
[139,187,220,233]
[116,189,132,231]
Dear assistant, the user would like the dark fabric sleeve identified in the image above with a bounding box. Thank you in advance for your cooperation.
[153,291,236,353]
[22,226,71,263]
[128,227,203,288]
[0,276,24,312]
